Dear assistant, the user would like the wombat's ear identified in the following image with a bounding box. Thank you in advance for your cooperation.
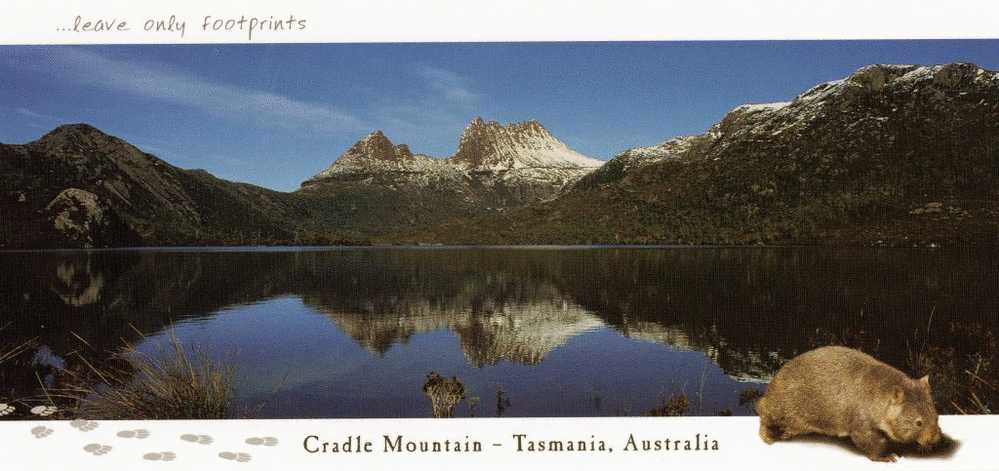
[919,375,931,389]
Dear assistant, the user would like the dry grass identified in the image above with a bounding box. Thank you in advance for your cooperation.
[949,355,996,414]
[647,393,689,417]
[0,325,40,417]
[70,333,234,420]
[422,372,465,418]
[903,314,997,415]
[0,323,36,366]
[0,340,35,366]
[495,385,511,417]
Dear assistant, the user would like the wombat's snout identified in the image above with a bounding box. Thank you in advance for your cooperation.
[918,425,942,450]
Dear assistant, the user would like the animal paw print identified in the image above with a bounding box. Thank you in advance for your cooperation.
[83,443,112,456]
[143,451,176,462]
[0,403,14,416]
[117,429,150,439]
[180,433,213,445]
[29,405,57,417]
[219,451,251,463]
[245,436,279,446]
[70,419,99,432]
[30,426,53,439]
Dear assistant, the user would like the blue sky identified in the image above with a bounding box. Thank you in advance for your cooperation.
[3,40,999,192]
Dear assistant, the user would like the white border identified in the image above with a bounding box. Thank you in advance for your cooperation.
[1,0,999,44]
[0,416,991,470]
[1,1,997,470]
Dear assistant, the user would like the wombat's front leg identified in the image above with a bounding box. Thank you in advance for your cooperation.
[756,396,781,444]
[758,420,780,444]
[850,428,896,462]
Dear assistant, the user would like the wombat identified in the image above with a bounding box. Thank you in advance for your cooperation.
[756,346,942,462]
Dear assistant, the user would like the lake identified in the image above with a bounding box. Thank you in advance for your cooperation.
[1,247,996,418]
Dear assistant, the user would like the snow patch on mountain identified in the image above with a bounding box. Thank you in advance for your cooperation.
[609,135,702,172]
[602,62,999,177]
[452,118,603,171]
[304,118,605,195]
[732,102,790,114]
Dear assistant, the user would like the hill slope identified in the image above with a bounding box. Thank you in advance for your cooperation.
[423,63,999,246]
[0,124,304,248]
[1,118,603,248]
[6,64,999,248]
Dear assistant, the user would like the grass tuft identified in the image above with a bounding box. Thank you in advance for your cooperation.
[71,333,233,420]
[647,393,689,417]
[422,372,465,418]
[0,323,36,365]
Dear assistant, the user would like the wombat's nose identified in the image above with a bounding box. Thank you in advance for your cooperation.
[919,426,942,449]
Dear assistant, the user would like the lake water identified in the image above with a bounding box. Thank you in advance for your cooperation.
[1,247,996,418]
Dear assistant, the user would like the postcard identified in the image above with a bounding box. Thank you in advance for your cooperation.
[1,1,997,469]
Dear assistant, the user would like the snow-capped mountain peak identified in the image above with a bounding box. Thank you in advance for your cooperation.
[303,118,605,208]
[341,130,415,163]
[307,130,422,181]
[451,118,603,171]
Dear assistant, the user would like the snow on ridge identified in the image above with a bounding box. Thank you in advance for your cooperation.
[455,117,604,171]
[796,63,998,105]
[605,62,999,179]
[609,134,703,172]
[733,102,791,113]
[500,138,604,170]
[627,135,697,158]
[795,80,845,104]
[307,118,605,188]
[854,63,919,74]
[897,65,937,82]
[312,63,998,186]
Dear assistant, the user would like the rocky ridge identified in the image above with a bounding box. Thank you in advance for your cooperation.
[429,63,999,246]
[293,118,604,236]
[6,63,999,248]
[303,117,603,198]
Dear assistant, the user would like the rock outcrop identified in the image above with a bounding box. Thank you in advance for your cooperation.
[45,188,107,248]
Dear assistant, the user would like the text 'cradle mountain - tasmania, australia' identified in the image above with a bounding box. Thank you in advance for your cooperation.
[3,62,999,248]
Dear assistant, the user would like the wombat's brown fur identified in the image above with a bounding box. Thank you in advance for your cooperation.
[757,346,942,462]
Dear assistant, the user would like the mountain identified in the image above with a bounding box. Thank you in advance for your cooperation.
[452,118,601,169]
[7,63,999,248]
[0,124,309,248]
[296,130,472,238]
[425,63,999,246]
[1,118,601,248]
[304,130,463,185]
[453,118,603,207]
[297,118,603,237]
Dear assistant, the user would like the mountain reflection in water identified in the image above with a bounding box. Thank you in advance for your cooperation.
[1,247,995,417]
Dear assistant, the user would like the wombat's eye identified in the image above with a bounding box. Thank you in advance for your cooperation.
[916,419,923,427]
